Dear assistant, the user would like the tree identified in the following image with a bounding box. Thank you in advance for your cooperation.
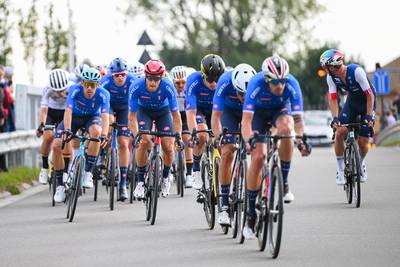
[0,0,13,66]
[126,0,322,68]
[18,0,39,83]
[44,3,69,70]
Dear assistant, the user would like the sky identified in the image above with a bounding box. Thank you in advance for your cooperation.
[8,0,400,86]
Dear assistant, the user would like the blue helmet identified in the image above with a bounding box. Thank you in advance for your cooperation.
[81,67,102,82]
[109,57,128,73]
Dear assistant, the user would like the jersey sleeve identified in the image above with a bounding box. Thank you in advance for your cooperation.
[326,74,338,100]
[128,84,139,112]
[165,81,179,112]
[288,78,303,115]
[243,78,258,113]
[100,90,110,114]
[213,79,228,111]
[185,75,197,110]
[40,87,49,107]
[66,87,77,110]
[355,67,373,95]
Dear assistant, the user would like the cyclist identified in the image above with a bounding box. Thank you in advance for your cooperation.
[129,59,182,198]
[100,57,136,201]
[320,49,375,185]
[37,69,72,184]
[95,65,108,77]
[52,68,110,203]
[211,63,256,226]
[170,65,194,187]
[185,54,225,190]
[128,61,145,78]
[70,63,89,83]
[241,55,309,239]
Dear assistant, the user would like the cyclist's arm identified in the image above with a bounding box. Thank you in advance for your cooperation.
[39,106,48,125]
[288,77,304,136]
[63,108,72,130]
[242,81,258,142]
[39,88,49,124]
[293,114,304,136]
[171,111,182,134]
[211,81,226,137]
[241,111,253,143]
[100,112,109,136]
[211,110,222,138]
[327,75,339,118]
[355,67,374,116]
[186,109,197,133]
[128,111,138,136]
[185,81,197,131]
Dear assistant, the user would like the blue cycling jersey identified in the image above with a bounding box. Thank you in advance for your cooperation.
[213,70,242,111]
[129,78,179,112]
[243,72,303,114]
[185,71,215,110]
[100,73,136,104]
[66,84,110,116]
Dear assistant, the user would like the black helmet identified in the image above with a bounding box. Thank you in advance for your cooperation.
[200,54,225,82]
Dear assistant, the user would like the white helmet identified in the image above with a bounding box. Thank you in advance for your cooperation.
[129,61,145,78]
[231,63,256,94]
[261,55,289,80]
[74,63,89,78]
[186,67,196,77]
[170,66,188,82]
[49,69,70,91]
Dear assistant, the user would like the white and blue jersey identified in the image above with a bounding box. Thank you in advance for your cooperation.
[213,70,243,111]
[243,72,303,114]
[128,78,179,113]
[100,73,136,104]
[185,71,215,110]
[66,84,110,116]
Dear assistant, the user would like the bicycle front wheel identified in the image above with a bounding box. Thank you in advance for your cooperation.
[150,155,161,225]
[68,157,84,222]
[109,148,117,211]
[202,158,215,230]
[129,150,137,204]
[344,146,353,204]
[257,173,269,251]
[268,164,284,258]
[238,160,248,244]
[177,151,185,198]
[51,170,56,207]
[351,142,362,208]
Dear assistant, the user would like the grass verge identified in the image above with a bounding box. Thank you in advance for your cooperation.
[0,167,40,195]
[381,140,400,147]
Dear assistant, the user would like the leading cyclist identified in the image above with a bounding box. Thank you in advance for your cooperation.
[320,49,375,185]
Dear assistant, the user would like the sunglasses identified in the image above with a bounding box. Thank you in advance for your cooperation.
[202,74,217,83]
[82,81,98,88]
[146,75,162,81]
[175,80,186,86]
[112,72,127,78]
[268,78,288,86]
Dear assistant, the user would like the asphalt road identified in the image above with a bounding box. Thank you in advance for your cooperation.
[1,147,400,267]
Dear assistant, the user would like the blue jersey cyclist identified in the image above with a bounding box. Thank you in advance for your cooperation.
[129,59,182,199]
[320,49,376,186]
[211,63,256,226]
[100,57,136,200]
[185,54,225,190]
[52,68,110,203]
[241,55,309,239]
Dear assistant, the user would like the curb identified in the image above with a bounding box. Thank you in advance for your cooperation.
[0,182,47,208]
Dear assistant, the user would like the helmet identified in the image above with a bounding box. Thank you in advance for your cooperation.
[186,67,197,77]
[231,63,257,94]
[128,61,145,78]
[262,55,290,80]
[95,65,107,77]
[200,54,225,82]
[320,49,344,67]
[81,67,102,82]
[144,59,166,77]
[170,66,187,82]
[109,57,128,73]
[49,69,70,91]
[74,63,89,78]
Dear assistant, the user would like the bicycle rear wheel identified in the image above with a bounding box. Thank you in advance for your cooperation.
[109,148,117,211]
[68,157,84,222]
[202,158,215,230]
[268,164,284,258]
[129,151,137,203]
[177,151,185,198]
[93,165,100,202]
[257,173,269,251]
[214,156,228,234]
[351,142,362,208]
[150,155,161,225]
[238,160,248,244]
[51,169,56,207]
[232,159,246,239]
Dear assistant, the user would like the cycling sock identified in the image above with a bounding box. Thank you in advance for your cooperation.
[163,165,171,179]
[137,166,146,183]
[63,158,70,173]
[281,160,291,186]
[186,162,193,175]
[221,184,230,207]
[336,156,345,172]
[42,156,49,169]
[55,170,64,186]
[120,167,128,187]
[85,155,97,172]
[193,155,202,172]
[247,190,258,219]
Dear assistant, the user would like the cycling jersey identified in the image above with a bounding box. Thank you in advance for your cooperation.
[243,72,303,114]
[128,78,178,113]
[100,73,136,104]
[185,71,215,110]
[40,86,67,110]
[213,70,242,111]
[176,90,185,112]
[66,84,110,116]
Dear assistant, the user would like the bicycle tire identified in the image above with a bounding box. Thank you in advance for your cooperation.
[352,142,362,208]
[214,156,228,234]
[257,171,269,251]
[268,164,284,258]
[238,160,247,244]
[202,158,215,230]
[344,146,353,204]
[145,170,152,221]
[129,151,137,203]
[178,151,185,198]
[68,157,84,222]
[231,167,239,239]
[150,155,161,225]
[51,170,56,207]
[109,148,117,211]
[93,166,99,202]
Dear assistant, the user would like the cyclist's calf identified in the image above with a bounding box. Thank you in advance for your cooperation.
[161,137,174,166]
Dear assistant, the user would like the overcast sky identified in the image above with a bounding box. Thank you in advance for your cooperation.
[9,0,400,85]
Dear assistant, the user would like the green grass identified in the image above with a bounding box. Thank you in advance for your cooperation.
[381,140,400,147]
[0,167,40,195]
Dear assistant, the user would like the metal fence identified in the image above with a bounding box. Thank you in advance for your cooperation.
[15,84,42,130]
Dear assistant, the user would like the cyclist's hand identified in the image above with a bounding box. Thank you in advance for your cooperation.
[36,123,45,137]
[62,129,73,142]
[245,137,254,154]
[132,134,141,148]
[363,114,375,128]
[100,134,108,148]
[330,117,340,129]
[296,138,312,157]
[175,133,185,151]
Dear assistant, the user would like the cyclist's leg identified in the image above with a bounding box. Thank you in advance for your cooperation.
[115,104,131,196]
[357,101,375,182]
[335,100,352,184]
[181,111,193,182]
[83,116,102,188]
[192,109,210,189]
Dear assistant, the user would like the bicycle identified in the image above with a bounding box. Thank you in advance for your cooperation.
[62,130,99,222]
[333,122,362,208]
[133,130,176,225]
[128,145,137,203]
[250,128,304,258]
[172,130,188,197]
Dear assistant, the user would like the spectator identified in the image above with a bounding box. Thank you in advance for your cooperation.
[2,66,15,132]
[393,89,400,120]
[386,110,396,128]
[0,66,7,172]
